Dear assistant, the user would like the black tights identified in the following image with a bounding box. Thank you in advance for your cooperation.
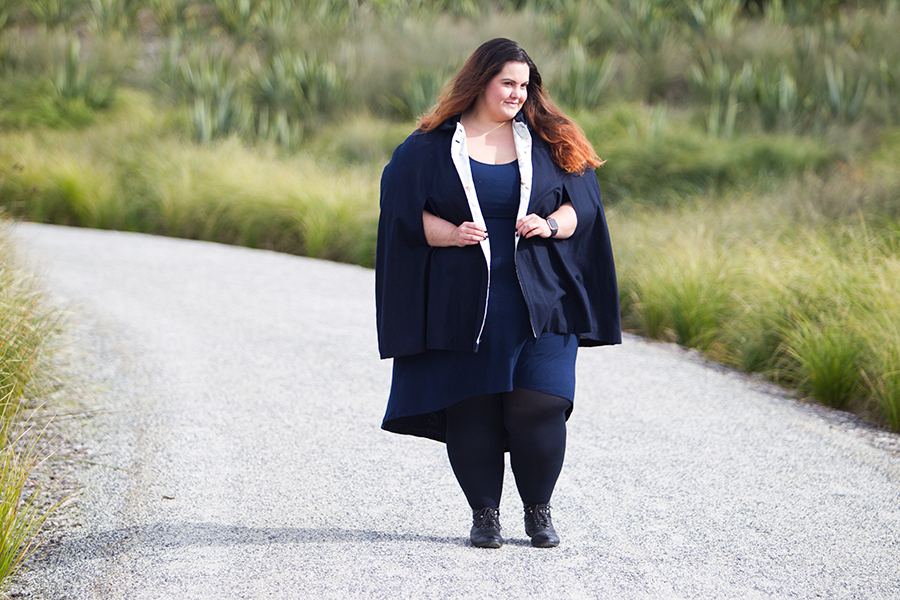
[445,387,570,510]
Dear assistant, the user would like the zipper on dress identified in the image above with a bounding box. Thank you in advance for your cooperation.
[514,251,538,340]
[474,273,490,351]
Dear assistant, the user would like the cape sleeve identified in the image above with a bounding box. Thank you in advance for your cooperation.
[560,168,622,346]
[375,132,434,359]
[513,162,621,346]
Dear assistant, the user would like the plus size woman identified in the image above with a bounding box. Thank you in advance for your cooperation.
[376,38,621,548]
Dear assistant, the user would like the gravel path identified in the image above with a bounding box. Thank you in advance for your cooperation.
[9,222,900,600]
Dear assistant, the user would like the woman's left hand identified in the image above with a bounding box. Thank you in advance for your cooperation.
[516,203,577,240]
[516,214,553,239]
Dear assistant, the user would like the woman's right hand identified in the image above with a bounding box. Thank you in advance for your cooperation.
[452,221,488,247]
[423,211,487,247]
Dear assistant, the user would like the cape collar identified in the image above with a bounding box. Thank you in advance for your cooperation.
[448,116,534,267]
[437,112,527,131]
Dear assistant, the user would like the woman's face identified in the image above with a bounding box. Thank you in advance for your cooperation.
[475,61,530,123]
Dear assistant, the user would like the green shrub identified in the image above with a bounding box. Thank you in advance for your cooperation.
[160,39,342,147]
[612,0,685,101]
[550,39,617,111]
[0,73,84,128]
[688,48,745,138]
[191,86,252,143]
[52,38,116,110]
[681,0,742,41]
[149,0,200,37]
[579,103,836,203]
[88,0,141,35]
[0,101,381,264]
[725,307,787,374]
[251,0,300,54]
[382,67,452,121]
[822,54,870,123]
[0,26,134,129]
[0,0,18,32]
[875,59,900,124]
[212,0,260,45]
[24,0,80,30]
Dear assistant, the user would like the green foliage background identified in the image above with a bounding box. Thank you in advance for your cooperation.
[1,0,899,430]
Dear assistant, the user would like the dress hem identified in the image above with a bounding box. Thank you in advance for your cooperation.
[382,387,574,444]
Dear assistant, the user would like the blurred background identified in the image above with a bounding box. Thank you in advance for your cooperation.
[0,0,898,429]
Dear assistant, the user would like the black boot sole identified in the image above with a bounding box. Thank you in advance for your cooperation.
[471,536,503,548]
[529,533,559,548]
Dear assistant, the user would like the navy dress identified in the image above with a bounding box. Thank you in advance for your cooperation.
[382,158,577,442]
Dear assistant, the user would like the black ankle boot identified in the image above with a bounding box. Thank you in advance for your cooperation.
[523,503,559,548]
[470,507,503,548]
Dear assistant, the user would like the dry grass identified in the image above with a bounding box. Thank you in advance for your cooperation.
[0,222,60,593]
[612,180,900,429]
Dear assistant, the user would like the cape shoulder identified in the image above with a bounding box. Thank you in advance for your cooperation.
[383,128,446,179]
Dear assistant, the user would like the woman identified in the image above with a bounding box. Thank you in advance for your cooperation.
[375,38,621,549]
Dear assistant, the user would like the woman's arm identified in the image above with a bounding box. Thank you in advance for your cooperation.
[516,202,577,240]
[423,211,487,247]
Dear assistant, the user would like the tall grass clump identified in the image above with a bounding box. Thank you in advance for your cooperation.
[617,221,732,352]
[0,222,59,593]
[783,317,864,410]
[0,415,51,594]
[611,0,684,101]
[0,234,53,414]
[130,137,379,264]
[0,99,381,265]
[612,181,900,430]
[865,338,900,432]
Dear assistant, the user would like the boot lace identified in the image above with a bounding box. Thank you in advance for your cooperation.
[474,507,501,530]
[526,504,552,529]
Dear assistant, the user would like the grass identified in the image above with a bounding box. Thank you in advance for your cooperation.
[0,89,840,262]
[0,416,52,595]
[611,180,900,426]
[0,222,60,594]
[785,317,863,410]
[575,102,839,203]
[0,90,381,265]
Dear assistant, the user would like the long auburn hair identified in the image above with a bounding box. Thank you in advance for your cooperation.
[418,38,603,174]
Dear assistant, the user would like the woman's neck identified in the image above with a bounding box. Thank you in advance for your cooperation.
[461,111,517,165]
[460,110,512,138]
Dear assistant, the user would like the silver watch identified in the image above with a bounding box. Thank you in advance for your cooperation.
[547,218,559,237]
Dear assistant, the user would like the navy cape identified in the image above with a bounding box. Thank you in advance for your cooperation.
[375,116,621,361]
